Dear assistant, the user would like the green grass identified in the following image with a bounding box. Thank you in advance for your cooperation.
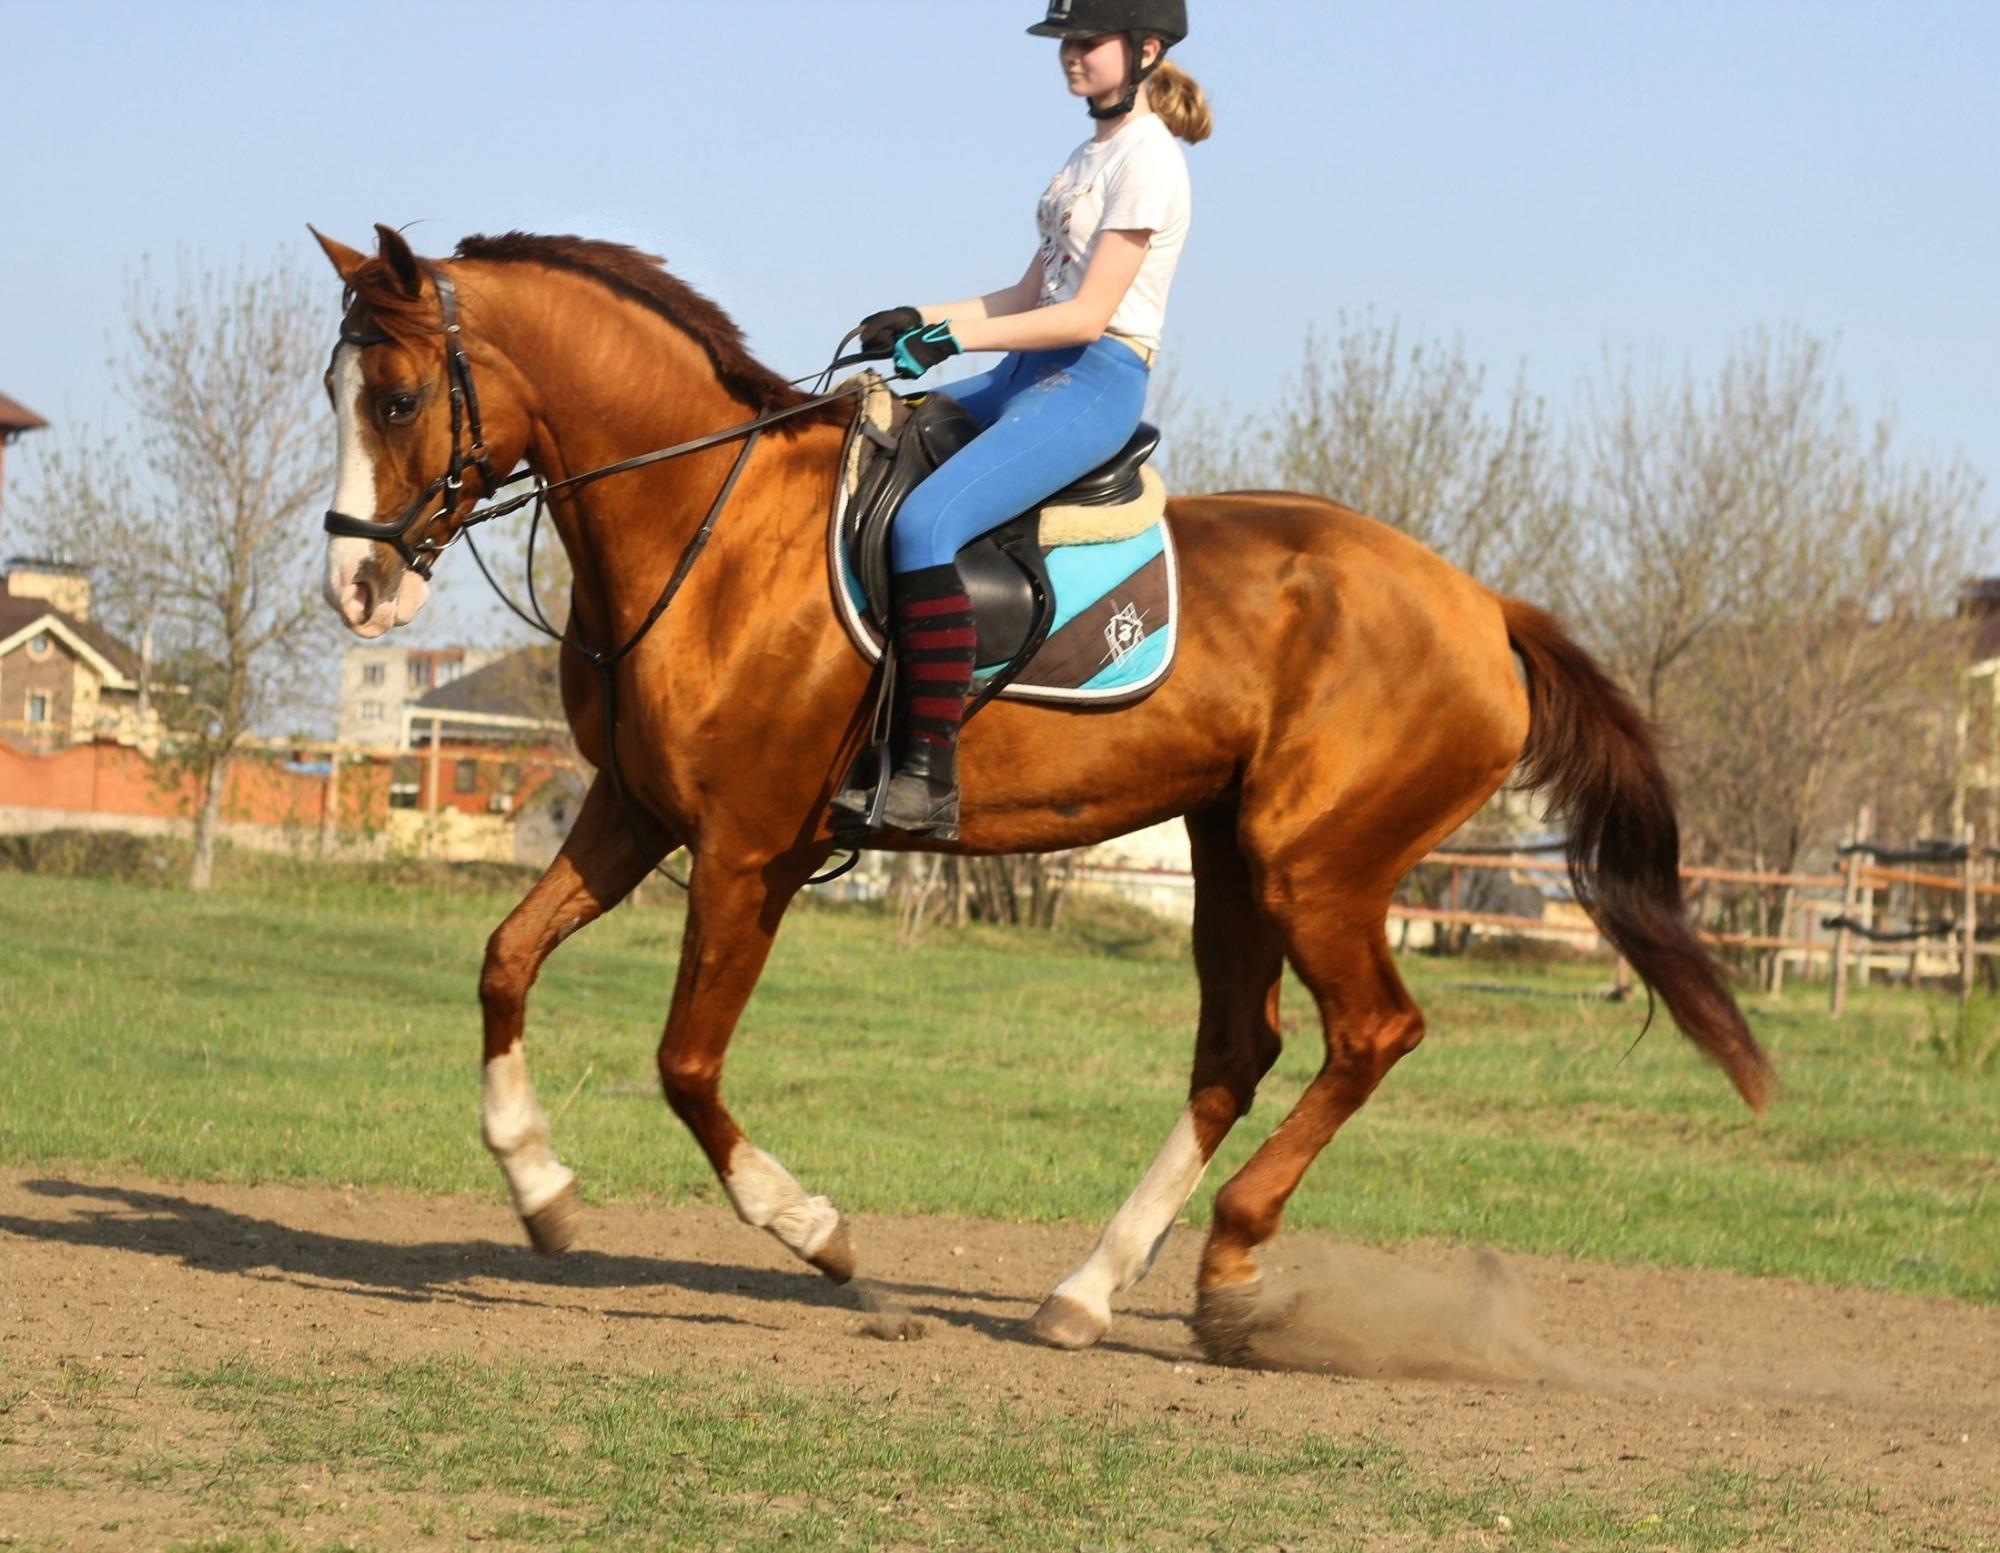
[0,1349,1881,1552]
[1,865,1995,1302]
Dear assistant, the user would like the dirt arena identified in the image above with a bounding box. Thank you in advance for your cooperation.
[2,1171,1994,1548]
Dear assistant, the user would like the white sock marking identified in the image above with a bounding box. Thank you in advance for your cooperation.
[1050,1108,1210,1321]
[481,1045,575,1218]
[722,1141,841,1261]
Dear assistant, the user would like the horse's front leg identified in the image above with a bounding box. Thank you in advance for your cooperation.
[656,849,854,1282]
[480,774,671,1253]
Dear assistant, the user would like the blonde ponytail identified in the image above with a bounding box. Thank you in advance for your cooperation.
[1147,58,1213,144]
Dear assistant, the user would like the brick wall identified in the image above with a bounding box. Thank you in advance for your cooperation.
[0,633,78,737]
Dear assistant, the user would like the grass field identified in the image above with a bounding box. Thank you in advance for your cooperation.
[0,861,1993,1304]
[6,1349,1870,1553]
[3,859,1998,1550]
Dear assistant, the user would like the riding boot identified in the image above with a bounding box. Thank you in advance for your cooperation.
[879,562,975,838]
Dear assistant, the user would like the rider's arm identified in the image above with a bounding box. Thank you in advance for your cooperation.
[945,229,1150,354]
[919,253,1043,326]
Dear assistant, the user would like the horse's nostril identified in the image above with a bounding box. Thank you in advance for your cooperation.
[345,578,374,623]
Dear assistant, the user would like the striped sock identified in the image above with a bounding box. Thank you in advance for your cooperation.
[893,563,976,785]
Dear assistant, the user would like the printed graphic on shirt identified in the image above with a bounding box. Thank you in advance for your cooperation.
[1037,174,1100,302]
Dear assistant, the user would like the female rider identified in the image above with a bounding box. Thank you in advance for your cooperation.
[840,0,1211,838]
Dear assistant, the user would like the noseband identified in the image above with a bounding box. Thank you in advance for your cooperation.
[323,269,502,578]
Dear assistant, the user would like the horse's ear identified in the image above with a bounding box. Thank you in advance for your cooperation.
[309,225,367,281]
[373,223,427,299]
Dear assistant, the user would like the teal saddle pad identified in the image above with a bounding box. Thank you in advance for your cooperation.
[826,510,1180,707]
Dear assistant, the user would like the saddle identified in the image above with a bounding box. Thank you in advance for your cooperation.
[839,376,1164,687]
[827,372,1177,842]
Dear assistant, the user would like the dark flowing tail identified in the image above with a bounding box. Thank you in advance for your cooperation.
[1502,597,1775,1111]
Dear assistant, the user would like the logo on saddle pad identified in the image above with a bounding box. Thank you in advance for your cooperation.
[1103,600,1147,664]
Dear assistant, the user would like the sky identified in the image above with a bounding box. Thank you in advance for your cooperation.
[2,0,1994,646]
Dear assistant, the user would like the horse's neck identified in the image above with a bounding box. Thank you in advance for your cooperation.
[472,264,780,645]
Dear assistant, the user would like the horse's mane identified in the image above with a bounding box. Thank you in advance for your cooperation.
[342,231,807,414]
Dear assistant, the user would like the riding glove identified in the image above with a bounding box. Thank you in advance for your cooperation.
[856,306,923,356]
[892,321,963,381]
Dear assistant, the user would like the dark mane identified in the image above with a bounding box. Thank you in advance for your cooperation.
[454,231,807,413]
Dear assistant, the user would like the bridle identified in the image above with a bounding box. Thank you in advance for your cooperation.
[323,263,882,883]
[323,269,502,578]
[323,265,876,578]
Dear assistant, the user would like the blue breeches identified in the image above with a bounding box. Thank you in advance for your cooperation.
[889,337,1150,574]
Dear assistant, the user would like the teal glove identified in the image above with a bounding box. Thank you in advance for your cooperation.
[892,321,962,380]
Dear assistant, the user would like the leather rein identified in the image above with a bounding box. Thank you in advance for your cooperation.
[324,269,880,883]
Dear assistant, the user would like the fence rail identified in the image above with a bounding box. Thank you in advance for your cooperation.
[1080,810,1991,1014]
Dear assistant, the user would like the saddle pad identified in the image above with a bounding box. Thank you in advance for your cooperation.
[827,464,1180,708]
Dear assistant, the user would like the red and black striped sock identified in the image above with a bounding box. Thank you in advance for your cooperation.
[893,562,976,786]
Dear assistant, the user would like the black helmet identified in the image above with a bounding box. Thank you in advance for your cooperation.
[1027,1,1187,120]
[1026,1,1187,47]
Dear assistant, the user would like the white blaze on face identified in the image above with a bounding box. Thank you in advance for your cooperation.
[324,343,429,636]
[722,1140,842,1261]
[481,1045,575,1218]
[1047,1106,1211,1324]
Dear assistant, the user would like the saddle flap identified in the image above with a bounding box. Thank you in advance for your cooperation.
[847,393,982,633]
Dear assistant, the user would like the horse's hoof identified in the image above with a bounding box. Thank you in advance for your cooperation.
[808,1217,855,1284]
[522,1181,581,1256]
[1191,1280,1263,1367]
[1028,1292,1110,1350]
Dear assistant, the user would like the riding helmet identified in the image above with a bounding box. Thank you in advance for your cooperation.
[1028,1,1187,119]
[1026,0,1188,46]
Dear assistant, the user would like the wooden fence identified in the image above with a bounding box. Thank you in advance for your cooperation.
[1070,814,1995,1015]
[1400,824,1994,1013]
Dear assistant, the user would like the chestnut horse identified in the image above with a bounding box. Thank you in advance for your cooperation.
[313,224,1772,1360]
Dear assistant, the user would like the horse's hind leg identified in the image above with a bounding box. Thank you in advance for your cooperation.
[1191,902,1423,1364]
[480,775,671,1253]
[1029,804,1285,1350]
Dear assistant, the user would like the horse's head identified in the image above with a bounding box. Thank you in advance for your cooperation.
[311,224,523,638]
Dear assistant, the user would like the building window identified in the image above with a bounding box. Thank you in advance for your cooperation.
[438,659,464,686]
[26,693,50,724]
[407,658,431,691]
[362,662,385,687]
[455,759,479,794]
[28,634,50,658]
[499,763,521,794]
[389,757,420,809]
[359,701,383,722]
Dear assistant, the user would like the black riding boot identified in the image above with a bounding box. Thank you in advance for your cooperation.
[833,563,974,838]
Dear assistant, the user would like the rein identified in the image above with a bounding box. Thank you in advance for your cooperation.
[327,270,877,886]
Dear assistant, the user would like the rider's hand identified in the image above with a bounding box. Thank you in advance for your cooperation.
[856,306,922,357]
[892,321,962,381]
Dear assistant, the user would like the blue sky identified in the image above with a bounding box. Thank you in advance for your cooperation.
[3,0,1993,641]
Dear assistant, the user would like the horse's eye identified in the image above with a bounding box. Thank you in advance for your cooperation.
[382,392,420,425]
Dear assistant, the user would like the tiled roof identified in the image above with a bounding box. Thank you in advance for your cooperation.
[0,392,48,433]
[414,647,562,721]
[0,595,142,681]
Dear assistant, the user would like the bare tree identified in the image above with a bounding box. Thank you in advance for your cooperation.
[1159,316,1573,598]
[1582,327,1989,882]
[19,254,332,889]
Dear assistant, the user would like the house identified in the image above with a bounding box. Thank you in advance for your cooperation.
[405,646,567,752]
[0,558,158,752]
[335,643,502,747]
[367,646,576,863]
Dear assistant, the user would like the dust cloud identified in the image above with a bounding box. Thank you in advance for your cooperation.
[855,1277,928,1341]
[1221,1245,1573,1383]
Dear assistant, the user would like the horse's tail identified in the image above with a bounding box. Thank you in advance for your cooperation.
[1500,596,1775,1112]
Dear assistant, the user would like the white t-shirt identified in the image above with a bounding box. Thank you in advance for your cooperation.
[1034,113,1191,356]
